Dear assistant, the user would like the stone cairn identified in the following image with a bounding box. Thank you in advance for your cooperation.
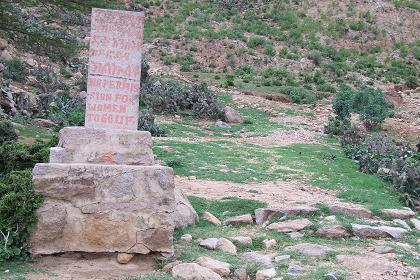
[30,8,197,259]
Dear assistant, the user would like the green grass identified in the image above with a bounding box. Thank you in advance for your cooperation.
[154,141,403,211]
[0,261,49,280]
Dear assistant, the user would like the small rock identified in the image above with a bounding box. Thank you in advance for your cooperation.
[159,146,174,153]
[215,120,230,128]
[196,256,230,276]
[255,207,319,225]
[188,176,197,180]
[325,272,338,280]
[374,245,395,254]
[224,106,243,123]
[203,212,221,225]
[242,252,273,268]
[172,263,222,280]
[263,239,277,249]
[287,266,303,276]
[274,255,290,263]
[163,261,182,272]
[287,232,304,240]
[116,253,134,264]
[200,238,219,250]
[381,208,415,219]
[0,38,8,49]
[410,218,420,231]
[0,50,12,62]
[230,236,253,246]
[267,219,312,233]
[224,214,253,226]
[393,219,411,230]
[352,224,408,239]
[181,234,193,242]
[216,238,237,254]
[234,268,248,280]
[328,203,373,219]
[0,63,4,72]
[323,215,337,222]
[314,226,352,238]
[34,118,57,128]
[256,268,276,280]
[285,243,331,257]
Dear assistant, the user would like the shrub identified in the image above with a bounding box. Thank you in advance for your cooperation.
[224,74,235,87]
[333,85,353,120]
[137,110,166,137]
[324,115,351,135]
[405,76,418,89]
[0,121,18,145]
[307,50,322,65]
[247,36,266,48]
[0,170,42,260]
[264,44,276,56]
[3,58,27,82]
[235,65,254,77]
[279,86,316,104]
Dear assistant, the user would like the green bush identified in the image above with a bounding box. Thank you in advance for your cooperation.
[324,115,351,135]
[137,110,166,137]
[247,36,266,48]
[224,74,235,87]
[3,58,27,82]
[279,86,316,104]
[0,121,18,145]
[0,170,42,260]
[333,85,353,120]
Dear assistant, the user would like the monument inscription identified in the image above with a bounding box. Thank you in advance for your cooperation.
[85,8,144,130]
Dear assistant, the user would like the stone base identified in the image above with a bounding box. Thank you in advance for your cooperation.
[30,163,175,255]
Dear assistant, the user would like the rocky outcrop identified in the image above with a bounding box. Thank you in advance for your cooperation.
[223,106,242,123]
[328,203,372,219]
[171,187,199,228]
[267,219,312,233]
[381,208,415,219]
[351,224,408,239]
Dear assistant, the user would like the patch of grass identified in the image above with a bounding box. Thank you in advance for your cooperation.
[0,261,49,280]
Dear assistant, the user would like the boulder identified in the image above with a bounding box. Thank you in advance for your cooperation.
[274,255,290,263]
[351,224,408,239]
[196,256,231,276]
[223,106,242,123]
[410,218,420,231]
[255,206,319,225]
[285,243,331,257]
[242,252,273,268]
[255,268,276,280]
[314,226,352,238]
[0,49,12,62]
[171,187,199,228]
[328,204,372,219]
[163,261,182,272]
[381,208,415,219]
[116,253,134,264]
[267,219,312,233]
[216,238,237,254]
[203,212,221,225]
[200,238,219,250]
[393,219,411,231]
[172,263,223,280]
[374,245,395,254]
[230,236,252,246]
[223,214,253,226]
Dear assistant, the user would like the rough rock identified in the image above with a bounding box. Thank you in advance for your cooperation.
[287,266,303,276]
[0,63,4,72]
[351,224,408,239]
[255,268,276,280]
[172,187,199,228]
[242,252,273,268]
[223,214,253,226]
[314,226,352,238]
[255,207,319,225]
[374,245,395,254]
[328,204,373,219]
[288,232,304,239]
[34,118,57,128]
[181,234,193,242]
[116,253,134,264]
[410,218,420,231]
[274,255,290,263]
[172,263,222,280]
[381,208,415,219]
[233,268,248,280]
[285,243,331,257]
[30,163,176,255]
[0,49,12,62]
[200,238,219,250]
[230,236,252,246]
[215,120,230,128]
[0,38,8,49]
[393,219,411,231]
[224,106,243,123]
[203,212,221,225]
[323,215,337,222]
[163,261,182,272]
[263,239,277,249]
[325,273,338,280]
[196,256,231,276]
[216,238,237,254]
[267,219,312,233]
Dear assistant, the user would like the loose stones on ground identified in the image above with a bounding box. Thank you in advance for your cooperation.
[267,219,312,233]
[315,226,352,238]
[181,234,193,242]
[196,256,231,277]
[223,214,253,226]
[203,212,222,225]
[352,224,408,239]
[374,245,395,254]
[172,263,222,280]
[230,236,253,246]
[255,268,276,280]
[116,253,134,264]
[328,203,373,219]
[216,238,237,254]
[255,206,319,225]
[242,252,274,268]
[381,208,415,219]
[285,243,332,257]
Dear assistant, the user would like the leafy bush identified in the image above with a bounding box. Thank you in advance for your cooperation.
[3,58,27,82]
[137,110,166,137]
[333,85,353,120]
[0,121,18,145]
[279,86,317,104]
[0,170,42,260]
[224,74,235,87]
[247,36,266,48]
[324,115,351,135]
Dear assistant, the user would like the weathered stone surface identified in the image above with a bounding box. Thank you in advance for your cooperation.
[267,219,312,233]
[410,218,420,231]
[49,127,154,165]
[181,234,193,242]
[34,118,57,128]
[288,232,304,239]
[200,238,219,250]
[328,204,373,219]
[233,268,248,280]
[314,226,352,238]
[255,207,319,225]
[374,245,395,254]
[230,236,252,246]
[393,219,411,231]
[274,255,290,263]
[255,268,276,280]
[285,243,331,257]
[223,214,253,226]
[351,224,408,239]
[242,252,273,268]
[196,256,231,276]
[381,208,416,219]
[171,187,199,228]
[216,238,237,254]
[172,263,222,280]
[224,106,242,123]
[163,261,182,272]
[116,253,134,264]
[287,266,303,276]
[263,239,277,249]
[203,212,221,225]
[30,163,175,255]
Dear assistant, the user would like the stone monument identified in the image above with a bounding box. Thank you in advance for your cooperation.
[30,8,197,258]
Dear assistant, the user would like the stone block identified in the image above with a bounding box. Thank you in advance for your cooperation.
[30,163,175,255]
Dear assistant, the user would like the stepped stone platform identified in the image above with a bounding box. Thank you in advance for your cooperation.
[29,127,192,256]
